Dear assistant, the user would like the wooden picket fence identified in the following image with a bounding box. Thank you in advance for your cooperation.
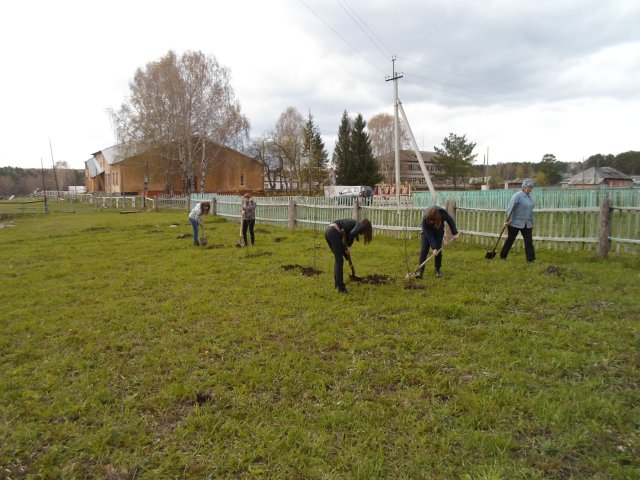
[192,189,639,255]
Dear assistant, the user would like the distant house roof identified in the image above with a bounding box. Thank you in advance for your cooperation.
[567,167,631,185]
[377,149,437,163]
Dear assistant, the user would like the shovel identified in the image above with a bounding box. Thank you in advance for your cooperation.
[199,222,208,247]
[347,253,362,281]
[485,224,507,259]
[405,252,435,279]
[235,220,244,248]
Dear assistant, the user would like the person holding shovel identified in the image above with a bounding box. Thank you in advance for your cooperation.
[416,206,460,279]
[241,193,257,246]
[500,178,535,262]
[324,218,373,294]
[188,201,210,246]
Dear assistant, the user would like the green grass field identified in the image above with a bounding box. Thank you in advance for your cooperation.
[1,210,638,479]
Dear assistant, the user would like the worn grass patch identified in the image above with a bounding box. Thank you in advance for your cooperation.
[1,210,639,479]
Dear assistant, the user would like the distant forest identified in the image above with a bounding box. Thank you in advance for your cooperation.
[1,151,638,197]
[472,151,639,188]
[0,166,85,197]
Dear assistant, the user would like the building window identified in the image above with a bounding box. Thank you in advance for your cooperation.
[240,174,244,186]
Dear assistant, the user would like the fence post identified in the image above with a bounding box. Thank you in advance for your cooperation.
[289,199,297,230]
[211,198,217,216]
[353,199,361,221]
[598,197,612,258]
[445,199,456,242]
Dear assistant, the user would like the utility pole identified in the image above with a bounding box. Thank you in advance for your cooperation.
[40,157,48,214]
[386,56,403,207]
[49,139,60,198]
[386,57,439,205]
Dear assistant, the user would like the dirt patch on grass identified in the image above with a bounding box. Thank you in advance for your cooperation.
[544,265,564,277]
[274,237,286,242]
[282,264,322,276]
[204,244,226,249]
[351,274,392,285]
[84,226,108,232]
[403,281,426,290]
[255,228,271,234]
[245,251,272,258]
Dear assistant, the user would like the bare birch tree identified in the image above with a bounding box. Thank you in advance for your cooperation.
[367,112,409,184]
[111,50,249,194]
[272,107,305,192]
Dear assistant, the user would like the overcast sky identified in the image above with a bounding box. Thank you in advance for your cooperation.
[1,0,638,170]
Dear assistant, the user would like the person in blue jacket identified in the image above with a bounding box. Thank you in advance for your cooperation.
[416,206,460,278]
[324,218,373,294]
[500,178,535,262]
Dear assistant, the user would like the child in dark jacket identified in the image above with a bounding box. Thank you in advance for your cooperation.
[417,207,459,278]
[324,218,373,294]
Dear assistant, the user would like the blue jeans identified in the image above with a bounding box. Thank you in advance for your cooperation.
[189,218,200,245]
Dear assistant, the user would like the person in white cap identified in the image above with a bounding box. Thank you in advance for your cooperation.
[500,179,536,262]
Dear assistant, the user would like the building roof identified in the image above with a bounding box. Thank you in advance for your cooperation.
[567,166,632,185]
[377,149,437,163]
[84,156,103,178]
[91,145,125,165]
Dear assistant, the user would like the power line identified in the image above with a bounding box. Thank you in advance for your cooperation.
[403,72,516,103]
[397,55,514,92]
[297,0,387,76]
[335,0,393,61]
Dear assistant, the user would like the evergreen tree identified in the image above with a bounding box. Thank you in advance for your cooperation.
[302,112,328,193]
[333,111,352,185]
[349,113,382,186]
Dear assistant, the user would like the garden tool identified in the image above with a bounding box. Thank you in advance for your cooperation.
[235,220,244,248]
[199,222,208,247]
[347,253,362,280]
[486,219,509,259]
[405,252,435,279]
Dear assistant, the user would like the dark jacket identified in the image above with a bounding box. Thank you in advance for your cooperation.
[421,207,458,249]
[331,219,366,247]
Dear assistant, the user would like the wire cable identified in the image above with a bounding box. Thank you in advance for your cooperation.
[297,0,387,76]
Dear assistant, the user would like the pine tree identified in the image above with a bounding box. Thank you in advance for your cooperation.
[333,111,352,185]
[349,113,382,186]
[302,112,328,193]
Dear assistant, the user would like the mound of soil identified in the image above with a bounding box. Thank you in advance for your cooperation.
[403,282,426,290]
[245,251,272,258]
[351,274,391,285]
[544,265,564,277]
[205,244,225,249]
[274,237,287,242]
[282,264,322,276]
[255,228,271,234]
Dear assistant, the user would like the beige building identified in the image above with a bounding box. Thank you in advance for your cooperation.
[85,140,263,195]
[376,149,450,191]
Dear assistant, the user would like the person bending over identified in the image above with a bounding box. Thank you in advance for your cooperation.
[324,218,373,294]
[417,206,459,279]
